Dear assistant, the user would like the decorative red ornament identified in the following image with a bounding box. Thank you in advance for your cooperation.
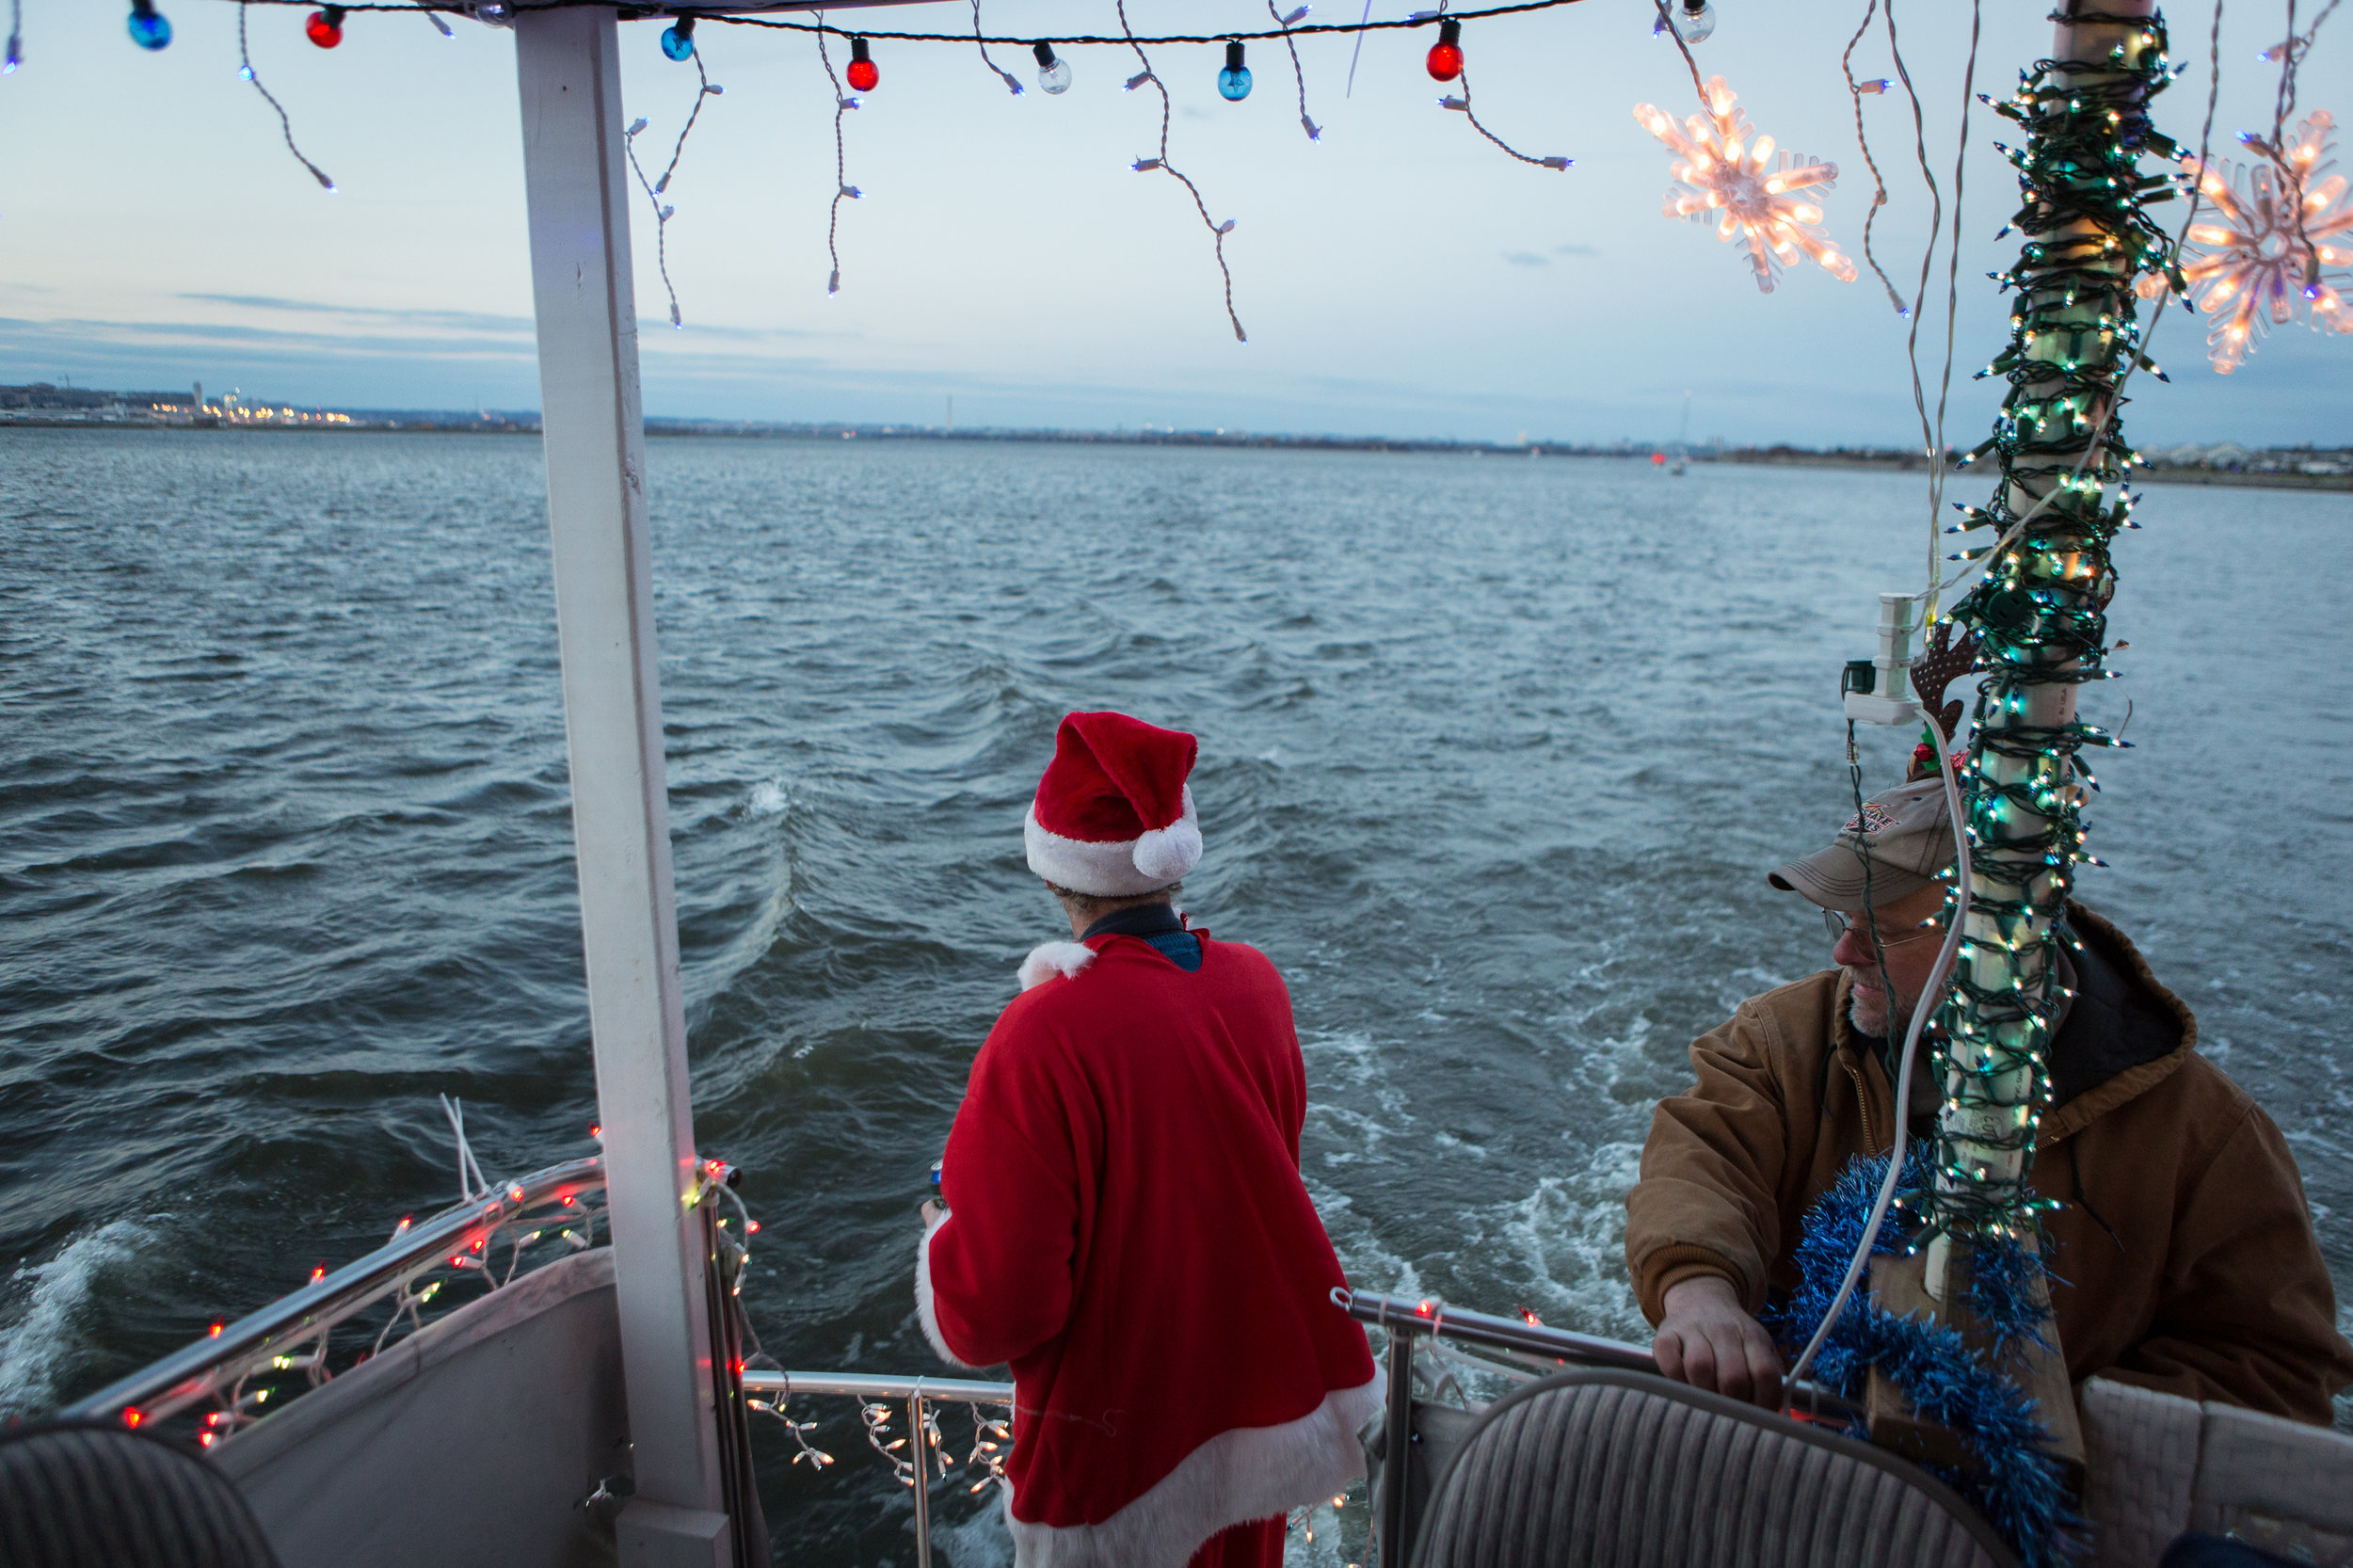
[1424,17,1463,82]
[305,6,344,48]
[846,36,878,92]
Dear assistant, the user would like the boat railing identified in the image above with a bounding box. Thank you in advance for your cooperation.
[60,1155,609,1442]
[741,1369,1015,1565]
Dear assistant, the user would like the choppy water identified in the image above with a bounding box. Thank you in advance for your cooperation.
[4,427,2350,1562]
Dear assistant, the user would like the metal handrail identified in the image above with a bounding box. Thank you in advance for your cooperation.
[744,1369,1015,1565]
[62,1156,607,1430]
[741,1370,1013,1404]
[1337,1287,1861,1420]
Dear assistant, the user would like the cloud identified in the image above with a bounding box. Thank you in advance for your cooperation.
[177,293,534,337]
[1502,251,1549,267]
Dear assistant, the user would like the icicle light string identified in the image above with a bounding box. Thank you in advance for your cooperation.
[625,45,722,327]
[1442,63,1572,168]
[238,0,335,190]
[1884,0,1954,526]
[1647,0,1709,103]
[815,16,860,296]
[1266,0,1321,140]
[970,0,1025,93]
[1116,0,1247,343]
[1842,0,1913,314]
[1923,0,1983,620]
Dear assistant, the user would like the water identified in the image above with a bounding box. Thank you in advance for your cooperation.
[5,427,2350,1561]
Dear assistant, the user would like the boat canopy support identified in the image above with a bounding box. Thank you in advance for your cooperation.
[514,10,731,1563]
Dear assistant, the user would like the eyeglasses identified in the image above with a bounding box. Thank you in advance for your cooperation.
[1822,907,1944,949]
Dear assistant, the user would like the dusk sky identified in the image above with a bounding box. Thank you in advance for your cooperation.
[3,0,2347,444]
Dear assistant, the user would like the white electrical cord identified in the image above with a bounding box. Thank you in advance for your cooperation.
[1783,732,1973,1407]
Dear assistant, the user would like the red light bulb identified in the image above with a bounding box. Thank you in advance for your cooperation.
[845,36,878,92]
[1424,17,1463,81]
[305,6,344,48]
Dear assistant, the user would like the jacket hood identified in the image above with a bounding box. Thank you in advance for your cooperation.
[1830,901,2200,1147]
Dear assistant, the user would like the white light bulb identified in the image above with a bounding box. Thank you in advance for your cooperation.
[1673,0,1716,42]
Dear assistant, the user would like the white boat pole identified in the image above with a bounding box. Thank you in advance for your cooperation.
[514,10,733,1563]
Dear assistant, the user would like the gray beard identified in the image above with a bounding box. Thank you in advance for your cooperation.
[1846,987,1913,1043]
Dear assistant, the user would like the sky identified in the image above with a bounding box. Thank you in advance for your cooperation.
[1,0,2348,445]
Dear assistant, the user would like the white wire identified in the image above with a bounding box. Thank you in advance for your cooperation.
[1782,731,1973,1405]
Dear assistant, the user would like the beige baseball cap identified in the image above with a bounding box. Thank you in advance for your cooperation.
[1769,776,1956,913]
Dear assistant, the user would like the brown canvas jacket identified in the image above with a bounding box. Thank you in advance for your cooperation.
[1625,904,2353,1425]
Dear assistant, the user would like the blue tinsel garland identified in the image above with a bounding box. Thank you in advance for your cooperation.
[1766,1149,2085,1567]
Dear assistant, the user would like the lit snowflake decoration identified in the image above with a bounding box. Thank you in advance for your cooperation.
[2137,109,2353,373]
[1633,76,1858,294]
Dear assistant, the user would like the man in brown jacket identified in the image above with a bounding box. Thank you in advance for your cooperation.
[1625,776,2353,1423]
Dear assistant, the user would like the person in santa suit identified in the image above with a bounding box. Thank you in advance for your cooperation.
[917,710,1380,1568]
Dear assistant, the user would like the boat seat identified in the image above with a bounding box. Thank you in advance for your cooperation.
[2078,1375,2353,1568]
[0,1419,282,1568]
[1410,1369,2019,1568]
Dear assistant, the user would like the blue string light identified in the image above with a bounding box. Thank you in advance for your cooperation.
[128,0,173,50]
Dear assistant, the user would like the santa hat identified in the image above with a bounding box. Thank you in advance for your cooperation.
[1023,712,1204,897]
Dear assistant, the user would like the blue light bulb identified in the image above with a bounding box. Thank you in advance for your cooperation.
[1217,40,1251,102]
[127,1,171,50]
[661,16,696,61]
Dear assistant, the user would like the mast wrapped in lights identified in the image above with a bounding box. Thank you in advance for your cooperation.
[1634,76,1858,293]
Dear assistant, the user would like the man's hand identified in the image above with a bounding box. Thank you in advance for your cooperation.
[1653,1274,1783,1408]
[920,1199,946,1228]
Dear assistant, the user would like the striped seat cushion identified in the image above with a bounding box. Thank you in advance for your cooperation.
[1413,1371,2017,1568]
[0,1421,281,1568]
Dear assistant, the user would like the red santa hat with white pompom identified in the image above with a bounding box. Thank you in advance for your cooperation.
[1023,711,1203,896]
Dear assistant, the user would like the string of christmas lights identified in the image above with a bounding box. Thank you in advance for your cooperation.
[1928,4,2181,1261]
[626,42,723,327]
[968,0,1024,95]
[1840,0,1913,316]
[6,0,22,73]
[815,21,863,296]
[1265,0,1322,140]
[1442,60,1573,170]
[1115,0,1248,343]
[238,0,336,190]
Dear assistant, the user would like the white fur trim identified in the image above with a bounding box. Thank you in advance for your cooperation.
[914,1209,978,1368]
[1025,786,1199,897]
[1017,942,1098,992]
[1004,1375,1383,1568]
[1130,789,1203,884]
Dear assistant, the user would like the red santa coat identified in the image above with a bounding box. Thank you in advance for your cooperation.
[917,923,1380,1568]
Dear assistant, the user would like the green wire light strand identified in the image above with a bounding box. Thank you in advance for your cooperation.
[1924,4,2177,1249]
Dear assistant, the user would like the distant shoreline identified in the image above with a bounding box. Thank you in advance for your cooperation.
[7,418,2348,492]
